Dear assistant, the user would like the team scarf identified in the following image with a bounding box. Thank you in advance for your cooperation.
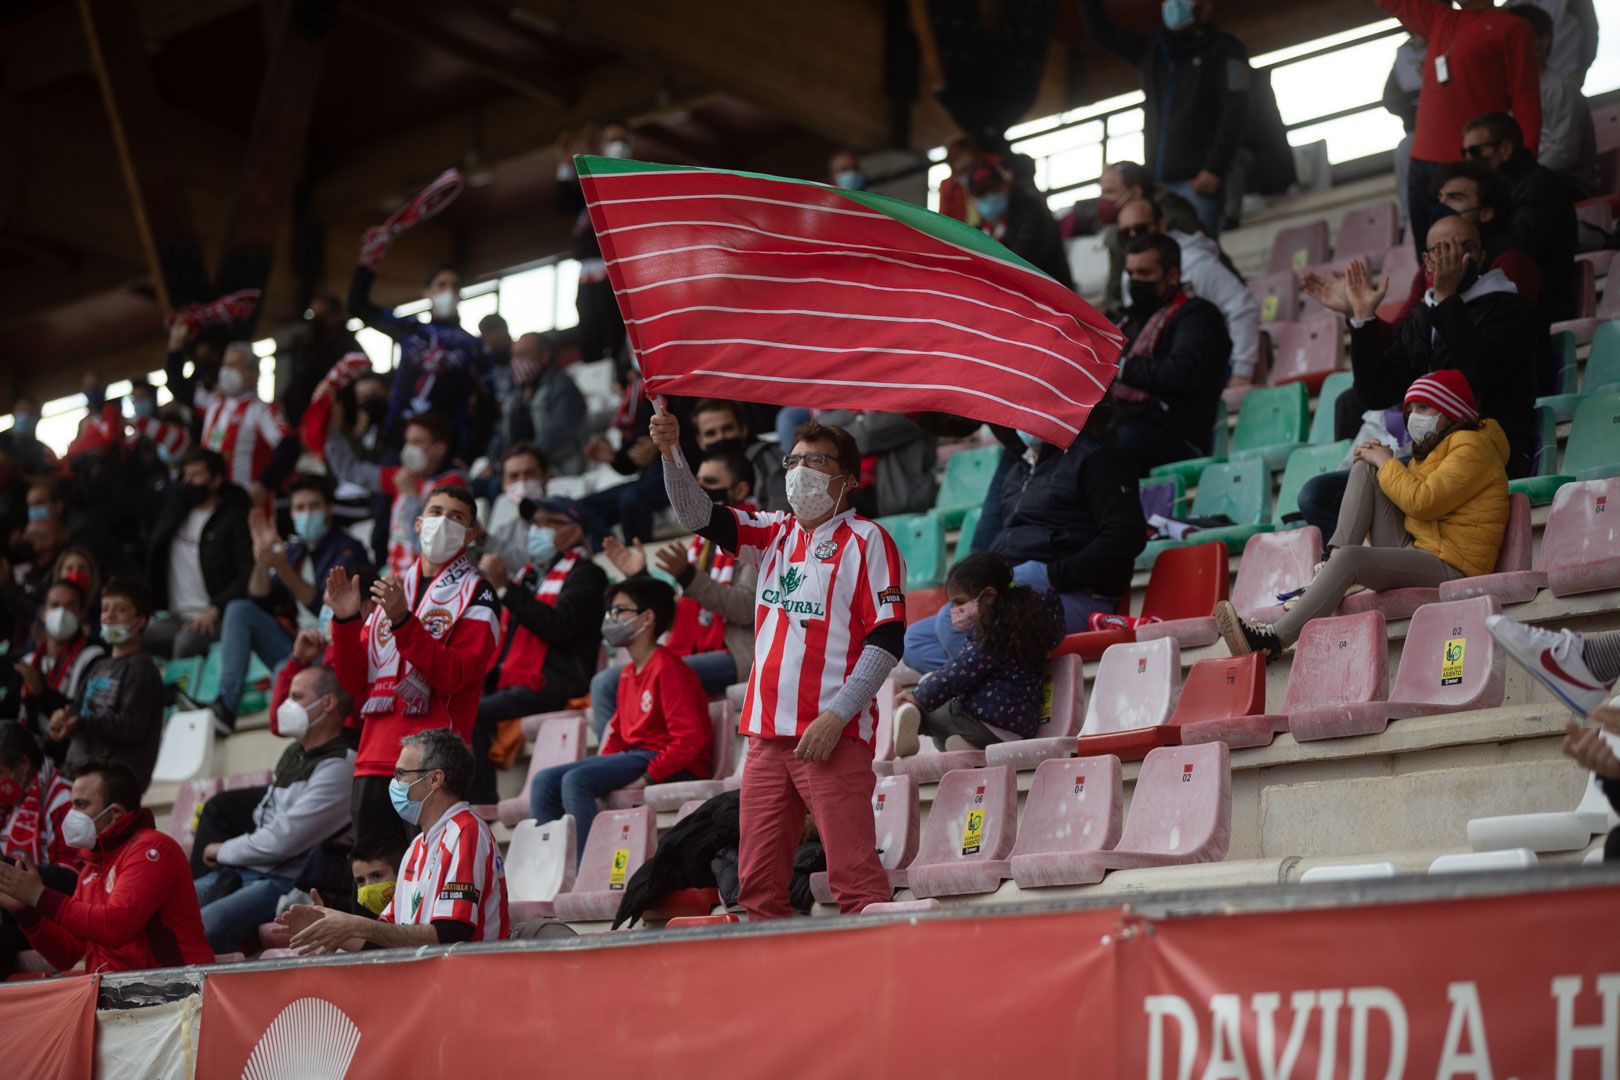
[496,547,589,692]
[0,762,70,864]
[665,502,752,656]
[22,633,88,699]
[296,353,374,462]
[362,551,484,717]
[1126,287,1191,362]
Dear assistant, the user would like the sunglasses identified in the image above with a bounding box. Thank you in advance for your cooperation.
[1118,224,1154,240]
[1460,140,1501,160]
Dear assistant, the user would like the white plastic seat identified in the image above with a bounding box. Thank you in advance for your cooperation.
[1008,757,1125,888]
[506,816,578,924]
[905,766,1018,898]
[552,805,657,922]
[861,898,941,915]
[498,713,587,827]
[983,655,1087,770]
[1428,849,1539,874]
[1073,637,1181,759]
[610,701,734,810]
[166,777,222,853]
[1299,862,1400,883]
[150,709,215,783]
[1467,733,1620,852]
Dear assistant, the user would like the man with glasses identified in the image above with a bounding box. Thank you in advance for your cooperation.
[655,407,905,919]
[1432,160,1544,314]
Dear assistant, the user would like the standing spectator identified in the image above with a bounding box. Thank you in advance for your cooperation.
[815,410,940,518]
[1376,0,1541,260]
[280,295,360,427]
[1384,35,1428,225]
[51,580,163,791]
[0,757,212,973]
[828,149,866,191]
[486,332,587,479]
[1111,234,1232,475]
[529,578,712,856]
[192,666,356,952]
[1465,111,1579,323]
[0,397,56,478]
[1507,5,1598,194]
[207,474,370,735]
[1116,198,1259,384]
[144,448,254,660]
[10,581,103,745]
[166,332,291,501]
[478,312,514,401]
[556,124,632,368]
[326,486,501,844]
[1518,0,1599,86]
[961,158,1074,287]
[1079,0,1251,238]
[325,410,466,578]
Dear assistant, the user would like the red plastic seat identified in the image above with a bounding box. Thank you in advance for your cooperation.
[906,587,948,626]
[905,766,1018,898]
[1134,541,1229,648]
[1248,269,1297,324]
[1167,654,1267,746]
[1047,743,1232,885]
[646,887,722,921]
[507,815,579,923]
[552,805,657,922]
[984,654,1087,770]
[1267,312,1344,393]
[1008,756,1125,888]
[1439,493,1539,604]
[1049,593,1135,661]
[1231,527,1322,625]
[1268,220,1331,274]
[497,712,587,827]
[1542,479,1620,597]
[166,777,222,854]
[1336,202,1400,263]
[1376,244,1422,324]
[1074,637,1182,760]
[225,770,271,790]
[811,773,921,903]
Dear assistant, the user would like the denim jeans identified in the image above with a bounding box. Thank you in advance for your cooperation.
[530,748,696,857]
[218,599,295,711]
[588,650,739,739]
[1165,178,1226,239]
[900,561,1113,673]
[578,465,669,544]
[194,866,296,953]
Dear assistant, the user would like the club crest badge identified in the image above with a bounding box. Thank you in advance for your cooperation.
[814,540,839,561]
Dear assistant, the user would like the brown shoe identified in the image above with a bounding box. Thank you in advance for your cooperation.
[1214,600,1282,661]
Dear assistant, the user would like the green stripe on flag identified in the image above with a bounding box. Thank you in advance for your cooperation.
[574,155,1048,279]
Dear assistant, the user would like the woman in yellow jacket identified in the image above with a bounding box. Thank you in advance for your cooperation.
[1217,370,1508,658]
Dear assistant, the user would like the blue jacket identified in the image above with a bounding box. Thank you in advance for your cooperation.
[255,528,372,622]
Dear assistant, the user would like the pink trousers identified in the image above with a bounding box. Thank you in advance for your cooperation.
[737,736,891,919]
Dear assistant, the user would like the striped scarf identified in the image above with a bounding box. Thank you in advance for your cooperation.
[496,548,587,692]
[363,552,484,716]
[665,533,740,657]
[1126,287,1190,362]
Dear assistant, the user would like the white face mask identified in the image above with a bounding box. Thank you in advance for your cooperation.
[217,367,247,397]
[101,621,136,647]
[430,290,457,320]
[61,806,111,850]
[418,515,468,563]
[277,697,314,740]
[603,139,633,160]
[44,607,80,642]
[785,466,840,521]
[504,479,544,506]
[399,443,431,474]
[1406,412,1443,445]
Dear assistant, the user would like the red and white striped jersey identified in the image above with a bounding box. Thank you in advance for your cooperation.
[198,390,289,489]
[381,802,509,941]
[729,507,906,747]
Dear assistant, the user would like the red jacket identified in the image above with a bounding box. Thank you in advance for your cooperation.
[18,809,213,974]
[1379,0,1540,163]
[601,646,713,783]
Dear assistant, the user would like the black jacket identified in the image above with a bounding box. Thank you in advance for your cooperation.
[146,483,255,614]
[1079,2,1251,182]
[1499,148,1579,323]
[1348,286,1540,478]
[991,436,1146,599]
[997,185,1075,289]
[1117,296,1232,453]
[491,556,608,702]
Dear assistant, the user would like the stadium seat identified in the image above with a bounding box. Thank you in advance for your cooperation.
[518,707,588,743]
[1551,263,1620,344]
[1299,863,1400,883]
[1040,743,1232,886]
[552,804,657,922]
[675,800,706,823]
[1428,849,1538,875]
[1248,269,1297,324]
[1166,653,1268,738]
[166,777,222,853]
[1508,404,1564,505]
[665,914,741,927]
[1335,201,1399,264]
[1467,747,1620,854]
[645,887,723,922]
[506,816,578,923]
[1296,596,1504,741]
[1139,459,1273,569]
[725,682,748,713]
[861,898,941,915]
[1439,493,1541,604]
[610,701,734,809]
[1542,478,1620,597]
[811,773,921,903]
[1274,440,1350,528]
[953,506,981,564]
[985,654,1087,770]
[878,512,948,590]
[1281,610,1392,742]
[1267,220,1330,273]
[1230,526,1322,625]
[1074,637,1182,760]
[906,587,948,627]
[1298,259,1357,319]
[1145,399,1229,489]
[1561,392,1620,483]
[498,712,588,827]
[1536,326,1607,423]
[1150,383,1308,487]
[191,643,225,706]
[1008,756,1125,888]
[933,445,1000,529]
[645,738,747,812]
[225,770,271,789]
[1267,314,1343,393]
[891,728,985,783]
[1056,542,1226,658]
[1138,474,1184,524]
[150,708,215,783]
[906,766,1018,898]
[1375,244,1422,324]
[161,656,203,703]
[1308,371,1354,446]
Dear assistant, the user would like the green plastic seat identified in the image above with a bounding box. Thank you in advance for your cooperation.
[191,643,224,705]
[1226,382,1310,470]
[953,505,982,564]
[933,446,1001,530]
[239,652,273,716]
[1138,459,1273,570]
[1535,330,1582,422]
[1582,321,1620,396]
[1309,371,1354,445]
[161,656,203,700]
[1507,404,1564,506]
[1147,399,1230,487]
[1274,440,1352,527]
[877,512,948,590]
[1565,391,1620,482]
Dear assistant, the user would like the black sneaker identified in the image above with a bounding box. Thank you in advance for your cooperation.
[209,700,237,737]
[1214,601,1282,662]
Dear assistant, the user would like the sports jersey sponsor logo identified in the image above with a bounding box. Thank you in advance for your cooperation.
[779,565,805,595]
[438,881,481,903]
[243,997,361,1080]
[761,564,826,617]
[878,586,904,606]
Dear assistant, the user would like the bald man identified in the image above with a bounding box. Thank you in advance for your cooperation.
[1294,213,1541,534]
[1117,198,1258,384]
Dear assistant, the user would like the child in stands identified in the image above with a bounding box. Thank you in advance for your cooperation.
[349,833,408,918]
[1217,370,1509,658]
[894,553,1064,754]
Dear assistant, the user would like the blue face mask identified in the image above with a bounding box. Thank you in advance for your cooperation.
[833,169,866,191]
[26,505,49,523]
[527,525,558,565]
[389,775,426,825]
[12,413,37,439]
[975,191,1009,223]
[318,604,334,642]
[1161,0,1196,31]
[292,511,329,545]
[1018,430,1044,449]
[132,399,156,420]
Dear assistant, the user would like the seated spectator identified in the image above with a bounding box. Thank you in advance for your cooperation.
[906,405,1144,672]
[691,398,786,513]
[1116,197,1260,384]
[10,580,103,745]
[51,579,163,792]
[1506,4,1598,196]
[0,722,78,975]
[165,328,292,500]
[597,448,759,738]
[1111,234,1232,475]
[144,448,254,660]
[325,410,467,578]
[579,376,696,545]
[1298,215,1540,535]
[280,728,508,952]
[349,832,407,918]
[192,666,356,952]
[961,156,1074,288]
[814,409,939,518]
[52,546,100,611]
[482,443,553,577]
[1433,161,1543,310]
[486,331,587,478]
[0,757,212,973]
[1217,372,1508,658]
[530,578,711,856]
[327,486,500,843]
[1463,110,1579,324]
[894,554,1064,754]
[473,498,606,801]
[207,473,369,735]
[0,481,70,648]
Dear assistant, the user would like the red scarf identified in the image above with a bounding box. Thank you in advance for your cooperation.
[362,551,484,716]
[23,634,87,699]
[1127,287,1191,362]
[496,548,587,692]
[0,763,72,865]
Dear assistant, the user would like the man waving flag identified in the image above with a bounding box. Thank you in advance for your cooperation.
[576,156,1124,447]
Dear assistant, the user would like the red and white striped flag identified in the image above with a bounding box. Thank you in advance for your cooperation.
[576,156,1125,446]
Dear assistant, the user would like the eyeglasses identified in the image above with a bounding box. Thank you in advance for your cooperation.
[607,605,643,619]
[1421,242,1482,258]
[1118,224,1154,239]
[1460,140,1500,160]
[393,767,435,781]
[783,452,837,469]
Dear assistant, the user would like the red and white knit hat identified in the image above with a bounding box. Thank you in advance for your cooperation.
[1404,370,1478,422]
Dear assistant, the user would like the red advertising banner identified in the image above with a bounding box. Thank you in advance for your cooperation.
[0,974,98,1080]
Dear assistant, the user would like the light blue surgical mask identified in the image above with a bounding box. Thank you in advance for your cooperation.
[1018,430,1044,449]
[26,505,49,523]
[833,169,866,191]
[527,525,558,565]
[389,775,427,825]
[12,413,36,439]
[292,510,330,545]
[1161,0,1196,31]
[132,399,156,420]
[318,604,334,642]
[975,191,1009,223]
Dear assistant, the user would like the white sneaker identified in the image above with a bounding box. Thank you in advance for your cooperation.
[894,703,922,758]
[1486,615,1615,717]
